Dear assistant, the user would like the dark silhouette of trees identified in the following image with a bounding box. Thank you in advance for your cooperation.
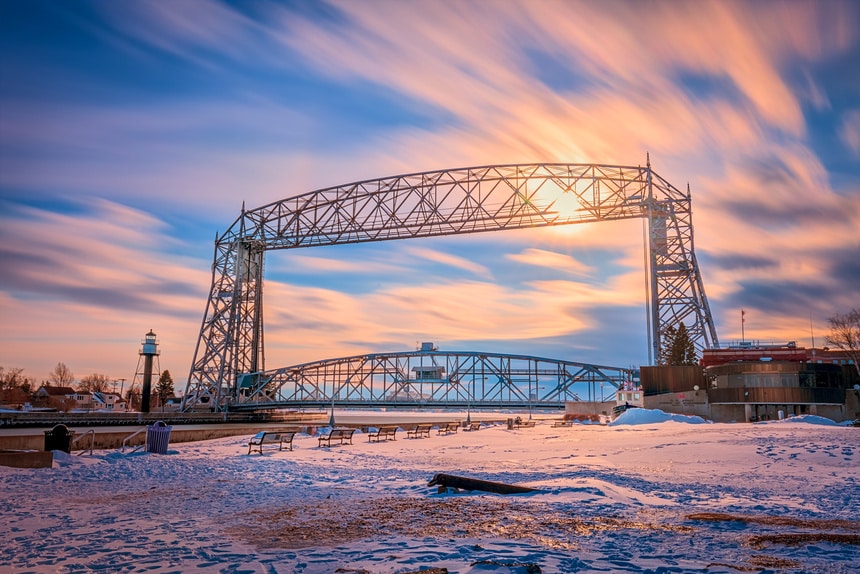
[0,366,35,405]
[79,373,110,393]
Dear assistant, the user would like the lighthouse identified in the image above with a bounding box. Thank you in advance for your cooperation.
[139,330,160,413]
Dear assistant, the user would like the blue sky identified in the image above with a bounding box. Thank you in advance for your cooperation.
[1,0,858,388]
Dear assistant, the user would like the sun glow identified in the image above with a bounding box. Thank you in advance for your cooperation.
[530,179,586,220]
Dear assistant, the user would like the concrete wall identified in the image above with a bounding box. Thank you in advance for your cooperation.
[816,403,852,422]
[564,401,615,417]
[846,389,860,420]
[708,403,746,423]
[643,390,855,424]
[643,390,710,419]
[0,450,53,468]
[0,423,322,452]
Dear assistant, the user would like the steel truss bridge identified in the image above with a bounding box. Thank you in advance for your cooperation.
[183,159,718,412]
[229,347,633,411]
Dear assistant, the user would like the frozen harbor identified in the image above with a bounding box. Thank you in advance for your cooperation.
[1,410,858,573]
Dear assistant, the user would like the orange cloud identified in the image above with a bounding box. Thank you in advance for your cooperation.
[259,275,615,367]
[402,246,493,279]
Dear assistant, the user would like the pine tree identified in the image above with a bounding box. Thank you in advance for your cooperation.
[658,325,677,366]
[674,323,699,366]
[157,370,174,407]
[659,323,699,366]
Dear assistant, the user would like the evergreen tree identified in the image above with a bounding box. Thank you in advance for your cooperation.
[658,326,677,366]
[157,370,174,407]
[659,323,699,366]
[674,323,699,366]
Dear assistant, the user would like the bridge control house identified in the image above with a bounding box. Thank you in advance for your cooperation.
[640,343,859,423]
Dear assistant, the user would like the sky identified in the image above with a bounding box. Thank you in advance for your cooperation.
[1,0,859,390]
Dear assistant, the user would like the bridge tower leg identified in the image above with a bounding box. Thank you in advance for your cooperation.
[183,212,265,412]
[645,156,719,363]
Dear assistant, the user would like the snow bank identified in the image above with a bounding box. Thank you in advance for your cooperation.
[755,414,840,426]
[608,407,710,426]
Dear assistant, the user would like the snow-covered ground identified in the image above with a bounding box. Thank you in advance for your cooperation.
[1,410,858,573]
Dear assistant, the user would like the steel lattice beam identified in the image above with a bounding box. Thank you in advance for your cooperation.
[228,349,630,410]
[183,160,718,411]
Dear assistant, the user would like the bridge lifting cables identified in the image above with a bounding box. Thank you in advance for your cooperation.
[182,157,718,412]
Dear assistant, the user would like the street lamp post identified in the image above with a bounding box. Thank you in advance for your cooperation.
[330,375,351,427]
[329,383,336,427]
[466,378,472,424]
[115,378,126,410]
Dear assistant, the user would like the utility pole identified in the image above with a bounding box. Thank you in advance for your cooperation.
[116,378,126,409]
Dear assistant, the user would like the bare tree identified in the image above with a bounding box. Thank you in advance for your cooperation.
[48,362,75,387]
[79,373,110,393]
[54,395,75,412]
[1,366,35,390]
[0,366,21,392]
[826,308,860,376]
[0,367,35,405]
[126,384,141,411]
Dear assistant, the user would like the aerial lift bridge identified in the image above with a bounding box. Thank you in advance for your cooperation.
[183,158,718,411]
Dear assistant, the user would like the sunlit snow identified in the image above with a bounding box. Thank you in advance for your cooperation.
[1,410,858,573]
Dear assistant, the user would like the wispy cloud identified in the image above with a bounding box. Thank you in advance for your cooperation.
[0,199,209,378]
[841,110,860,156]
[260,276,596,365]
[506,248,594,277]
[269,253,401,276]
[402,246,492,280]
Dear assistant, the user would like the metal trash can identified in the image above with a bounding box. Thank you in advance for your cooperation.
[44,424,74,453]
[145,420,172,454]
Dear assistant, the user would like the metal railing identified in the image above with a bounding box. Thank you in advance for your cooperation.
[120,428,147,453]
[71,429,95,456]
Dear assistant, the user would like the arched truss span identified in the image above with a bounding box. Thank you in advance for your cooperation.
[231,349,634,410]
[183,160,718,411]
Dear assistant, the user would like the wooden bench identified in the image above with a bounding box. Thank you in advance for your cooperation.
[552,419,573,427]
[463,422,481,431]
[512,419,536,429]
[437,422,459,435]
[406,424,432,439]
[318,427,356,447]
[247,431,296,454]
[367,426,398,442]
